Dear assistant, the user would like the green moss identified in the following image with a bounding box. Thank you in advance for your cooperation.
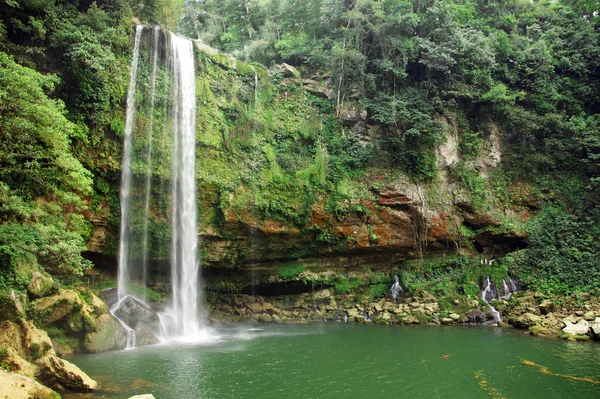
[211,53,237,69]
[123,282,162,302]
[334,277,363,294]
[278,264,306,280]
[29,343,42,360]
[416,313,431,324]
[462,281,480,297]
[44,326,80,353]
[367,284,388,299]
[235,61,256,77]
[76,288,93,305]
[0,346,10,371]
[90,279,117,291]
[30,388,61,399]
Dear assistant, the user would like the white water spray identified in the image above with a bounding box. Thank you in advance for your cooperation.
[481,276,501,324]
[163,32,203,337]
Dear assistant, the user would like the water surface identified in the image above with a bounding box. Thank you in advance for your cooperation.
[66,323,600,398]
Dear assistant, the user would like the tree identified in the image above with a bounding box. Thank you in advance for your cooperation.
[0,52,92,278]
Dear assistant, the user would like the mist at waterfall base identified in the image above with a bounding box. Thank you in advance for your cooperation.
[66,323,600,399]
[114,26,206,344]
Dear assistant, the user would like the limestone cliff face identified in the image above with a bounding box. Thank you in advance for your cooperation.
[201,163,531,270]
[84,45,534,278]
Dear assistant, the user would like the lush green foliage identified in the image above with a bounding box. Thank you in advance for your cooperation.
[0,0,599,300]
[182,0,600,294]
[0,53,93,280]
[0,0,179,290]
[506,205,600,295]
[278,264,306,280]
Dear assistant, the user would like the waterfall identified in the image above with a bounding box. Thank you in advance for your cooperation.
[250,65,258,101]
[481,276,501,324]
[139,26,161,300]
[116,26,205,345]
[390,275,403,304]
[164,32,202,337]
[117,25,143,301]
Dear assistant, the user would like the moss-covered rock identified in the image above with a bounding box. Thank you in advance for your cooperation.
[33,290,84,326]
[27,271,59,299]
[84,314,127,353]
[0,346,38,378]
[0,319,98,393]
[0,320,53,361]
[512,313,542,328]
[528,325,550,337]
[36,354,98,391]
[0,369,60,399]
[0,290,27,321]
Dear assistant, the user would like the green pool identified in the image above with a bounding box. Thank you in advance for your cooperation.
[65,323,600,398]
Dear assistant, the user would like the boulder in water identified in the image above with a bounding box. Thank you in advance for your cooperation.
[36,354,98,391]
[112,296,161,344]
[84,313,128,352]
[590,317,600,337]
[513,313,541,328]
[562,318,590,335]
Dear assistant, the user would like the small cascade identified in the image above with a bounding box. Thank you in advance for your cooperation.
[250,65,258,101]
[501,279,511,300]
[509,277,519,293]
[110,298,136,350]
[390,275,403,304]
[481,276,501,323]
[499,277,519,299]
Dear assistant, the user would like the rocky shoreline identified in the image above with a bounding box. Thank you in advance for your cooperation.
[2,276,599,398]
[207,289,600,342]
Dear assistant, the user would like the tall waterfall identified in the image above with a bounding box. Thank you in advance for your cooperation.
[165,33,202,335]
[117,26,204,343]
[117,25,143,301]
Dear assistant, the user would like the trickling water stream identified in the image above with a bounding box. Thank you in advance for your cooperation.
[481,276,501,323]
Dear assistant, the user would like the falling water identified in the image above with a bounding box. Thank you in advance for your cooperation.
[481,276,501,323]
[164,32,202,337]
[117,25,143,301]
[117,27,205,344]
[250,65,259,102]
[139,26,161,299]
[113,26,144,348]
[111,296,137,350]
[501,279,511,299]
